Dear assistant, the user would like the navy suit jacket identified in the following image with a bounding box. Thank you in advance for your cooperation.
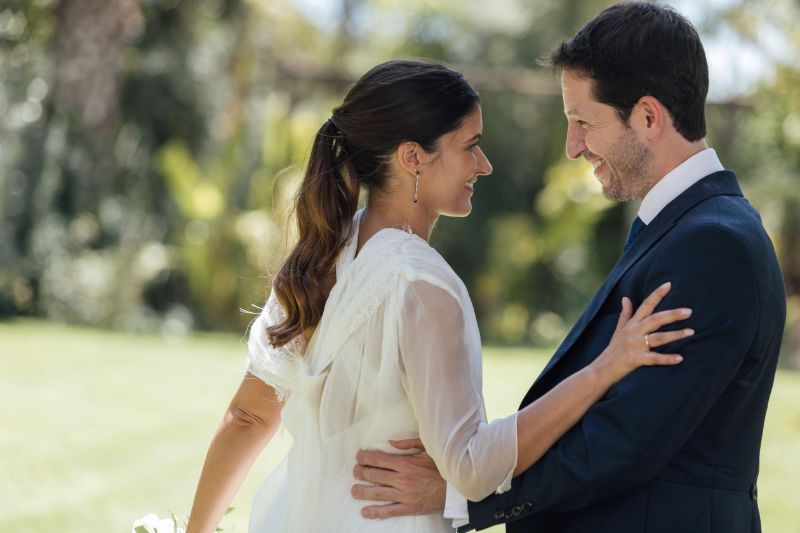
[465,171,786,533]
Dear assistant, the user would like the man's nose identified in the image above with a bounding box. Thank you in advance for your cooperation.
[565,125,586,160]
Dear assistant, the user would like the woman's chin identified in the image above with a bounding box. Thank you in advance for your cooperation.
[441,204,473,218]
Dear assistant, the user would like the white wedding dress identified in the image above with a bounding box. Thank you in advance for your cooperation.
[246,210,518,532]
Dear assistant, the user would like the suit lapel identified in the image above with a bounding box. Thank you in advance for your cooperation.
[527,171,743,398]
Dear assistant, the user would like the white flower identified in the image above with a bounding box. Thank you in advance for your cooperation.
[131,513,186,533]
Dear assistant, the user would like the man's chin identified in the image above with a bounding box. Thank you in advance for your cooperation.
[602,181,641,202]
[601,185,625,202]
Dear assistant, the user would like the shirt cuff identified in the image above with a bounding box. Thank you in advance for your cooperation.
[444,482,469,529]
[496,411,519,494]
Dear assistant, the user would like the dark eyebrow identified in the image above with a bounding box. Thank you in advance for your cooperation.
[465,133,482,143]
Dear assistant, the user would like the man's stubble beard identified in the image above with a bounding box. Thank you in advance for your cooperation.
[602,128,654,202]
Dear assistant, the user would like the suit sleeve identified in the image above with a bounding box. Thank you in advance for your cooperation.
[466,223,761,530]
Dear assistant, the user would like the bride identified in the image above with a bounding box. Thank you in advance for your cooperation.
[184,60,692,532]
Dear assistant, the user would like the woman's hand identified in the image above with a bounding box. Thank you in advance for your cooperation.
[593,282,693,384]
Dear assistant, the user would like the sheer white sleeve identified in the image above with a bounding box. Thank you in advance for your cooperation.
[398,279,518,502]
[246,290,302,401]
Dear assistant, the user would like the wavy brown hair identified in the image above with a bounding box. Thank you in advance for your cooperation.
[267,59,479,347]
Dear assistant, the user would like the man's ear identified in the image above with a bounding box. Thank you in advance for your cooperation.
[396,141,421,175]
[633,96,667,140]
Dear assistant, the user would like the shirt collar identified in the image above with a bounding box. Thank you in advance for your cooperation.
[638,148,724,224]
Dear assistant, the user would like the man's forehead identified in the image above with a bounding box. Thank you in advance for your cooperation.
[562,94,588,117]
[561,75,599,116]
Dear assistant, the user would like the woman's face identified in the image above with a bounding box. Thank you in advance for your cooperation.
[418,107,493,217]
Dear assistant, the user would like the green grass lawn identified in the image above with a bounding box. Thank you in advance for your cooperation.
[1,319,798,532]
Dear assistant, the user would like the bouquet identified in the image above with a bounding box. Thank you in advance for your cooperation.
[131,513,184,533]
[131,508,233,532]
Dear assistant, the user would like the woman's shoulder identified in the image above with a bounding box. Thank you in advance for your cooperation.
[344,228,466,300]
[398,235,466,299]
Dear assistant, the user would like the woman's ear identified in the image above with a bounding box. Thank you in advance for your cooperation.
[396,141,421,175]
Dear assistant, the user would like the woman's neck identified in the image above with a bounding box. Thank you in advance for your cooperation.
[356,193,438,253]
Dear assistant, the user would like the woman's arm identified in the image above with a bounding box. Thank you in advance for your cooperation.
[185,373,284,533]
[356,282,690,505]
[512,282,690,475]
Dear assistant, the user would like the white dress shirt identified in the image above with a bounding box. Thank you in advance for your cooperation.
[638,148,724,223]
[443,147,725,529]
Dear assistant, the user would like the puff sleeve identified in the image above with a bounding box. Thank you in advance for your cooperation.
[246,290,303,400]
[398,279,518,502]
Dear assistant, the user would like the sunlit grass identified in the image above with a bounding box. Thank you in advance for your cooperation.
[1,320,797,532]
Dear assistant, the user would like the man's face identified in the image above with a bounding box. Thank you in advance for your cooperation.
[560,69,653,201]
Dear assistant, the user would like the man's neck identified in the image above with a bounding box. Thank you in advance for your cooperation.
[644,138,708,196]
[636,143,724,224]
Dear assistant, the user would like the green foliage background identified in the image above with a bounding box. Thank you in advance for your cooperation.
[2,320,799,532]
[1,0,798,362]
[2,2,800,530]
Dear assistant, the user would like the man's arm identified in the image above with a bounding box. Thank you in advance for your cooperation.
[467,223,761,529]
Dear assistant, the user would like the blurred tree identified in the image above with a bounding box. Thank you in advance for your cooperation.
[700,0,800,369]
[0,0,55,316]
[1,0,796,366]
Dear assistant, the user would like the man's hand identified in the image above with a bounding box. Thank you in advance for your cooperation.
[352,438,447,519]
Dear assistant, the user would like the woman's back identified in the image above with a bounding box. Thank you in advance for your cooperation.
[247,220,471,531]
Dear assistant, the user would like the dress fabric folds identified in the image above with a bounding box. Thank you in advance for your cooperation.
[246,210,518,532]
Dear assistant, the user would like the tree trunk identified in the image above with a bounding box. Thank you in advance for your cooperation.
[47,0,141,215]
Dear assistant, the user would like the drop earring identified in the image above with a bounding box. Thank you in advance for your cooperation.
[413,169,420,203]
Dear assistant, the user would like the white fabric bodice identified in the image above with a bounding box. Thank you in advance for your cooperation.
[246,211,517,532]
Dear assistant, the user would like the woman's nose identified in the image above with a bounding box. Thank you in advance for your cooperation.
[477,147,493,176]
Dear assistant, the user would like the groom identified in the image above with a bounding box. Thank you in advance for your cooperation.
[352,2,786,532]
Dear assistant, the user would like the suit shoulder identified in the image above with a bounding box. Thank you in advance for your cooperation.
[673,192,770,246]
[661,219,754,261]
[668,217,748,241]
[653,217,764,297]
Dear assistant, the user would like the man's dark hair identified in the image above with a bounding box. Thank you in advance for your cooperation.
[547,1,708,141]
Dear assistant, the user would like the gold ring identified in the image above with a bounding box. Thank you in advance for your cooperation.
[645,334,651,349]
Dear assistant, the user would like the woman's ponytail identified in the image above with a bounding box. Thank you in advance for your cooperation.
[267,119,359,347]
[265,59,479,348]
